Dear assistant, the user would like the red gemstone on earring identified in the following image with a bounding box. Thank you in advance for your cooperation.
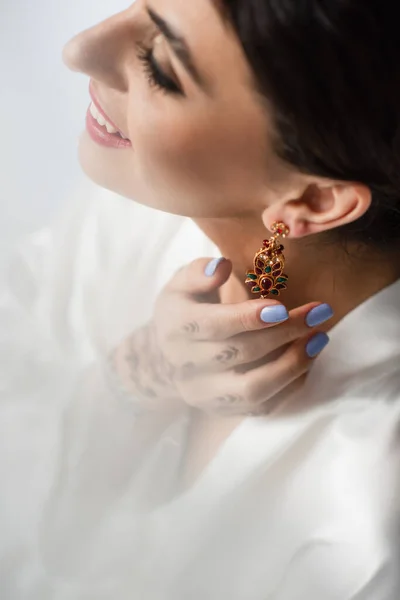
[260,277,273,291]
[263,239,270,247]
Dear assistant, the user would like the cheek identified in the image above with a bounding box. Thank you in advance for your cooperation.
[132,101,268,215]
[133,102,205,172]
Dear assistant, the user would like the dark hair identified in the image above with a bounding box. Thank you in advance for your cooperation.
[221,0,400,248]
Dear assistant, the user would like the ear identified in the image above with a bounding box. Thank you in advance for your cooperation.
[263,181,372,238]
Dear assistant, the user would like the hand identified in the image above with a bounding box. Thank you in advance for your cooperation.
[111,257,333,415]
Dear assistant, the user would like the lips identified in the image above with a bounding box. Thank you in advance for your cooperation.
[86,81,132,149]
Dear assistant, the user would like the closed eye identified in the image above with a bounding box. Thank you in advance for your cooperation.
[136,43,183,95]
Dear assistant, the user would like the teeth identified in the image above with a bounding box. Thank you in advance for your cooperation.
[90,102,98,119]
[105,122,118,134]
[89,101,120,135]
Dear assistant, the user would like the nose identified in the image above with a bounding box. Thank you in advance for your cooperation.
[63,5,139,92]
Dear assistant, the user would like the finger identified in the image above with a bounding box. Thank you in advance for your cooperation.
[180,302,332,372]
[251,301,334,352]
[177,297,289,341]
[235,331,330,407]
[178,294,334,345]
[188,330,328,414]
[178,331,329,415]
[163,296,333,379]
[166,257,232,298]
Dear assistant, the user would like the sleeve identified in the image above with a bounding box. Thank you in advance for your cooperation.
[39,358,187,578]
[0,181,188,580]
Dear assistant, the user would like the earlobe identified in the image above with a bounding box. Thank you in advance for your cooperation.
[264,182,372,238]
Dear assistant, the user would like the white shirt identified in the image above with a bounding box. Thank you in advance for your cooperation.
[0,181,399,599]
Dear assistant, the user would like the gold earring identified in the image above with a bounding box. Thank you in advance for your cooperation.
[245,222,290,298]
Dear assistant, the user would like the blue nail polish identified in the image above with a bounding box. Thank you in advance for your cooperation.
[205,257,225,277]
[306,303,334,327]
[260,305,289,324]
[306,332,330,358]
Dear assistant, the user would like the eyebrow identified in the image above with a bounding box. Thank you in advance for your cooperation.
[147,7,208,91]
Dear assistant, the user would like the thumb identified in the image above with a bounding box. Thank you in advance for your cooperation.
[167,257,232,297]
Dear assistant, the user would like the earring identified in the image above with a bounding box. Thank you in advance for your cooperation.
[245,222,290,298]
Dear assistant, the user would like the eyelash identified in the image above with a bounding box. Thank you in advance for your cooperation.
[136,43,182,95]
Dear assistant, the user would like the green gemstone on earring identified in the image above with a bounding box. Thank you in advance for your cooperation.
[252,286,261,293]
[264,266,272,274]
[247,273,257,280]
[271,289,279,295]
[277,277,287,283]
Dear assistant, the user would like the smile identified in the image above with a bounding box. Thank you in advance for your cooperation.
[86,82,132,149]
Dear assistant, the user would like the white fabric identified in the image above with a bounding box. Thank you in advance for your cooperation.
[0,180,399,599]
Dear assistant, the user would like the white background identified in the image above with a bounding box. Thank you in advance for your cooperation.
[0,0,129,263]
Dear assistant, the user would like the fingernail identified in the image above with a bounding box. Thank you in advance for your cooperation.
[306,332,330,358]
[260,305,289,324]
[306,303,334,327]
[205,257,225,277]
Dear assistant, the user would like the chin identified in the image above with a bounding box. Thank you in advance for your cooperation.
[77,132,131,195]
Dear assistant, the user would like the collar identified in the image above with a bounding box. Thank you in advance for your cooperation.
[306,278,400,398]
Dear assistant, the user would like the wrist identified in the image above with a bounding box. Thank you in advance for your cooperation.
[105,326,181,411]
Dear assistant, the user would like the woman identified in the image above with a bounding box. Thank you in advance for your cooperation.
[1,0,400,598]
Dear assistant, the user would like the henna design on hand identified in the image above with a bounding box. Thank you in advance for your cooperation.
[182,321,200,336]
[214,346,239,365]
[103,349,155,415]
[125,330,158,399]
[212,394,244,412]
[107,324,181,406]
[175,362,196,381]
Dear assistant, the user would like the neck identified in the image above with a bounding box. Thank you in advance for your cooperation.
[194,215,400,328]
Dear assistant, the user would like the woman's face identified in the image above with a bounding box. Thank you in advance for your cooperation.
[64,0,292,218]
